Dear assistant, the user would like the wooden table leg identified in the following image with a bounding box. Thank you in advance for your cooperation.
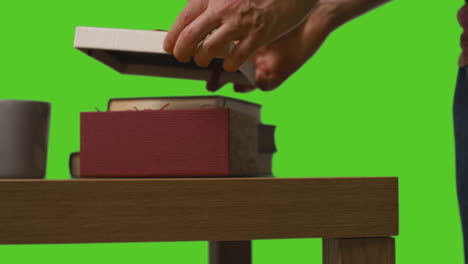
[323,237,395,264]
[209,241,252,264]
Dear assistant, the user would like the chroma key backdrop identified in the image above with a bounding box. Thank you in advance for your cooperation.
[0,0,462,263]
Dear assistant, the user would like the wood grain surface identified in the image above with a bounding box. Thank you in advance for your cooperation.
[0,177,398,244]
[323,237,395,264]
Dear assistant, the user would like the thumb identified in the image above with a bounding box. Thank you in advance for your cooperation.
[234,84,256,93]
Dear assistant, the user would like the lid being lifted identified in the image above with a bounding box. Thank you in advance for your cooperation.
[74,26,255,86]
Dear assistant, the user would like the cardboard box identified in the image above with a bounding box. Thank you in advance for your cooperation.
[74,26,255,86]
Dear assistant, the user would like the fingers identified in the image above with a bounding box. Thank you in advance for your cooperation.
[207,81,228,92]
[206,60,257,93]
[257,80,275,91]
[255,66,283,92]
[234,84,256,93]
[163,0,206,54]
[223,36,260,73]
[257,71,286,92]
[173,10,220,63]
[193,25,239,67]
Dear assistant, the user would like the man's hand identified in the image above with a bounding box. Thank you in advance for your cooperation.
[163,0,319,72]
[208,8,334,92]
[165,0,391,92]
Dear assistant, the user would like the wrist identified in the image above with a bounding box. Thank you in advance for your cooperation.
[296,4,335,59]
[309,0,392,32]
[307,1,341,34]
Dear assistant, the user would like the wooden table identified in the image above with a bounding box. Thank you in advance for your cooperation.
[0,177,398,264]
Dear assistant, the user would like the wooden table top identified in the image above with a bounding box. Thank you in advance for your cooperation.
[0,177,398,244]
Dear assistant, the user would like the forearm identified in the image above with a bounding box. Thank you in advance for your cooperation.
[294,0,391,58]
[315,0,392,31]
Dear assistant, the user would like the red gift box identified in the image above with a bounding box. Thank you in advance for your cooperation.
[80,108,258,178]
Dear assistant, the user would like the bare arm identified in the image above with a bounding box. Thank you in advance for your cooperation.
[235,0,393,92]
[295,0,392,67]
[163,0,322,72]
[164,0,392,92]
[317,0,391,30]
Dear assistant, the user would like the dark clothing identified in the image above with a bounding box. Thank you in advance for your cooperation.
[454,66,468,263]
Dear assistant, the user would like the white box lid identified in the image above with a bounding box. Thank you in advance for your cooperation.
[74,26,255,86]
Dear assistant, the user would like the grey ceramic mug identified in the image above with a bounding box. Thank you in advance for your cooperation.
[0,100,51,179]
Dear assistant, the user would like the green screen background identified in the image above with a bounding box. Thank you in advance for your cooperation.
[0,0,462,263]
